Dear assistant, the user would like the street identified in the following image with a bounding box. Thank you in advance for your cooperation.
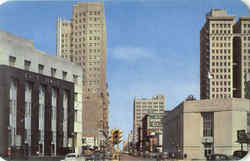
[8,154,157,161]
[120,154,155,161]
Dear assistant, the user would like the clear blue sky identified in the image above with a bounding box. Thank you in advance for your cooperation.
[0,0,248,140]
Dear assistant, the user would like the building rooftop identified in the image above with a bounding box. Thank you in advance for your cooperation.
[206,9,235,20]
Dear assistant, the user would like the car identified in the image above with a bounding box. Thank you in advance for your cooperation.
[0,157,6,161]
[104,152,112,159]
[207,154,230,161]
[233,151,248,159]
[61,153,80,161]
[160,152,169,160]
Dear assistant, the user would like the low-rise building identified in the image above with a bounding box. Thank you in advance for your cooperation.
[0,30,83,157]
[163,98,250,159]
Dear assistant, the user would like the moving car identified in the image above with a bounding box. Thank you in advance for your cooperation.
[61,153,80,161]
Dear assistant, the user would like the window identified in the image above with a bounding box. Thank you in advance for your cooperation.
[74,93,78,102]
[202,112,214,137]
[9,56,16,67]
[51,68,56,78]
[24,60,31,71]
[73,74,78,84]
[62,71,67,80]
[74,109,78,121]
[38,64,44,74]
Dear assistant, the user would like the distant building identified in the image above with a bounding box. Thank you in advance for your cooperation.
[133,95,165,143]
[0,30,83,156]
[133,94,165,151]
[200,9,250,99]
[142,113,164,152]
[56,2,109,148]
[162,98,250,159]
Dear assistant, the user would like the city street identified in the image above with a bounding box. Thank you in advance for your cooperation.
[120,154,155,161]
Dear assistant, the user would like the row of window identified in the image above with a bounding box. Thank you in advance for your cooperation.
[210,74,231,79]
[210,30,232,34]
[243,37,250,41]
[75,11,101,17]
[211,36,231,41]
[211,49,231,54]
[211,23,231,28]
[64,36,101,43]
[74,17,101,24]
[211,94,231,98]
[242,30,250,34]
[211,62,231,67]
[212,88,231,92]
[9,56,79,83]
[211,42,231,47]
[243,43,250,47]
[135,102,164,104]
[61,43,101,50]
[88,67,100,71]
[73,24,103,30]
[64,48,101,54]
[211,68,231,73]
[243,56,250,60]
[136,106,164,110]
[211,81,231,86]
[212,56,231,60]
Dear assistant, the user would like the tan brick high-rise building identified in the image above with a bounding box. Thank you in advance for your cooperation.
[200,9,235,99]
[56,2,109,148]
[200,9,250,99]
[133,95,165,144]
[233,17,250,98]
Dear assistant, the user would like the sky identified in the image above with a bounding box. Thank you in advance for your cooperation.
[0,0,249,140]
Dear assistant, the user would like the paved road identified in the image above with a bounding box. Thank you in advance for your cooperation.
[120,154,155,161]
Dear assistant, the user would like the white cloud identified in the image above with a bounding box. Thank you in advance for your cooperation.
[241,0,250,10]
[109,46,155,62]
[0,0,9,5]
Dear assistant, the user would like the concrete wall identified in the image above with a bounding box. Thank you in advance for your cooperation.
[214,111,233,155]
[0,67,9,155]
[183,113,203,159]
[163,98,250,159]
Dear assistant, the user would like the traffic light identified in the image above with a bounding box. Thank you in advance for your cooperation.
[111,129,123,145]
[117,129,123,144]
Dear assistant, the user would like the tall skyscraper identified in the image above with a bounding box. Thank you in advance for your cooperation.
[200,9,235,99]
[233,17,250,98]
[200,9,250,99]
[56,2,109,147]
[133,95,165,144]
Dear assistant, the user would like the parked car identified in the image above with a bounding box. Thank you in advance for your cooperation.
[104,152,112,159]
[207,154,230,161]
[160,152,169,160]
[233,151,248,159]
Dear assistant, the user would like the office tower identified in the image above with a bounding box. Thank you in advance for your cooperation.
[234,17,250,98]
[200,9,250,99]
[200,9,235,99]
[133,95,165,144]
[56,2,109,147]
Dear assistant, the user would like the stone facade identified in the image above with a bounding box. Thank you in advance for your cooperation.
[0,30,83,156]
[163,98,250,159]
